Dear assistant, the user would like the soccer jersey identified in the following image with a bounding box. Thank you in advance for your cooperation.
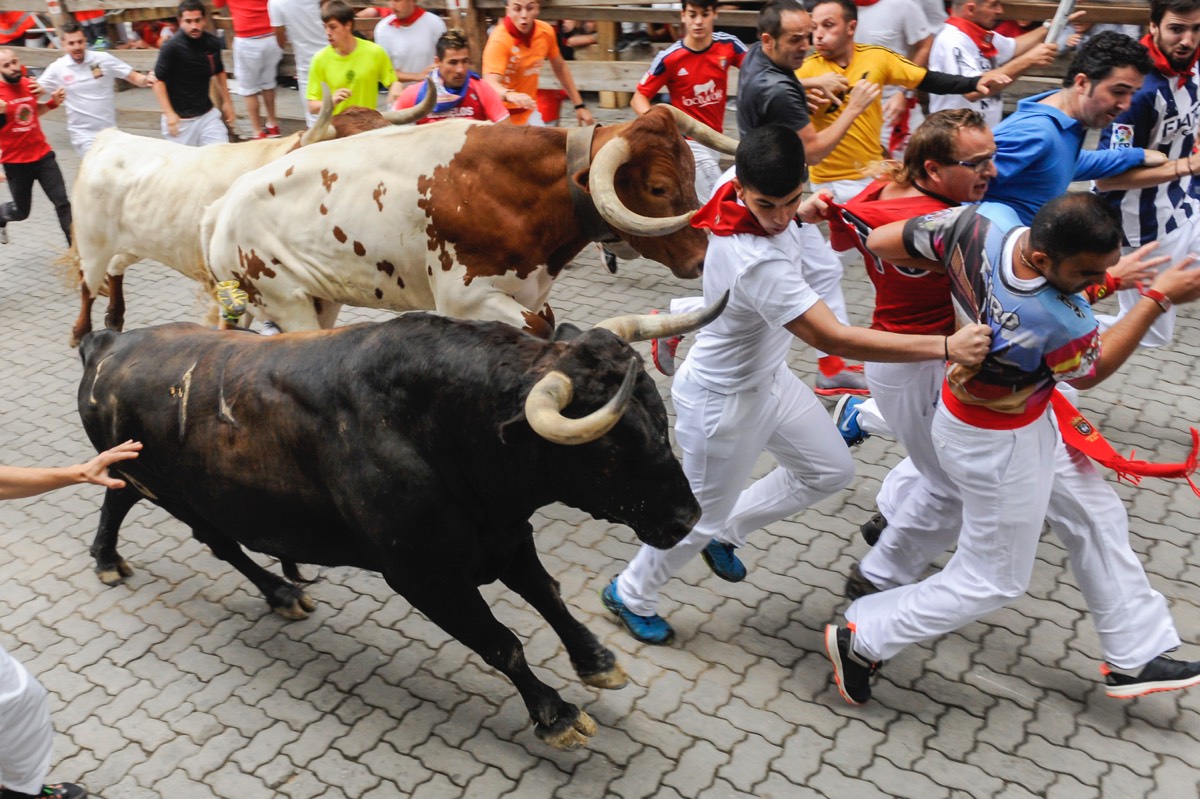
[1097,36,1200,247]
[482,19,560,125]
[797,44,928,182]
[635,33,747,132]
[373,8,446,76]
[306,40,397,114]
[928,21,1017,127]
[827,179,955,335]
[38,52,134,147]
[0,78,51,164]
[395,73,508,123]
[903,203,1101,429]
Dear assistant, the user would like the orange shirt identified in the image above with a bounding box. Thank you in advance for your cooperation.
[482,19,560,125]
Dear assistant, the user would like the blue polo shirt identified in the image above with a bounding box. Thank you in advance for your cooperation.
[984,90,1146,224]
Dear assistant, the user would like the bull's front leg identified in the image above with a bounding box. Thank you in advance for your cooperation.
[90,486,141,584]
[103,274,126,332]
[499,533,627,690]
[387,573,597,750]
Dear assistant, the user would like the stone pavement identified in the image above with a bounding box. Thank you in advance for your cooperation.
[2,103,1200,799]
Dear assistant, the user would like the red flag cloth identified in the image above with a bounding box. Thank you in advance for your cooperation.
[887,95,919,155]
[1050,390,1200,496]
[690,180,769,237]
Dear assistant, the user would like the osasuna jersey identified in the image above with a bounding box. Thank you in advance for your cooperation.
[636,33,747,132]
[1098,67,1200,246]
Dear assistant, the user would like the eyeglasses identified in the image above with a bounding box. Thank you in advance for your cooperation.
[943,155,996,174]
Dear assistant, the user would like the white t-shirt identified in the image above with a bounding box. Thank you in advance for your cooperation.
[855,0,933,58]
[37,52,134,153]
[373,11,446,77]
[267,0,326,75]
[928,23,1017,127]
[685,172,821,392]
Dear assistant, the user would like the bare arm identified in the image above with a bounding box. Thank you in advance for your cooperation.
[909,33,933,68]
[125,70,156,88]
[274,25,289,51]
[549,54,594,125]
[1095,152,1200,191]
[785,301,990,365]
[630,91,652,115]
[864,218,946,271]
[0,441,142,501]
[394,66,435,84]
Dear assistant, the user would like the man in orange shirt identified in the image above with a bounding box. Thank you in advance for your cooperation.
[482,0,593,126]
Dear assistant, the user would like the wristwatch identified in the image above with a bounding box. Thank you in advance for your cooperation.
[1143,288,1173,314]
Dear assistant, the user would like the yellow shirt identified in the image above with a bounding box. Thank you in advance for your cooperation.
[307,40,397,115]
[796,44,926,183]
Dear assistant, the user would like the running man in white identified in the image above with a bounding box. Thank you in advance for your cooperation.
[600,123,992,645]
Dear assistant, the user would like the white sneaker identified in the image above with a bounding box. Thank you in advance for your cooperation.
[259,320,281,336]
[0,226,8,245]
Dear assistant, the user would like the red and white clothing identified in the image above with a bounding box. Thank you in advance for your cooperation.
[373,7,445,77]
[215,0,281,95]
[928,17,1018,127]
[0,78,50,164]
[394,72,508,123]
[214,0,273,37]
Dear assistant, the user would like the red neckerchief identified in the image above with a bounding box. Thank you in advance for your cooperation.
[690,181,768,237]
[853,0,882,5]
[503,15,535,48]
[389,7,426,26]
[945,16,997,59]
[1142,32,1198,89]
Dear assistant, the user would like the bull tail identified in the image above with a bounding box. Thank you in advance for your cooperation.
[281,559,321,585]
[55,228,82,292]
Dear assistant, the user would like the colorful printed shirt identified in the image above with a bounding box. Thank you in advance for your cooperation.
[903,203,1101,429]
[0,77,51,164]
[635,33,747,133]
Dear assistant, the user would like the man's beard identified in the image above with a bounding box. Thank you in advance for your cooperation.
[1160,36,1198,72]
[2,72,20,84]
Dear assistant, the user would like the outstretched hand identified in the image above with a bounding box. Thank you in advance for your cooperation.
[1109,241,1169,287]
[81,440,143,490]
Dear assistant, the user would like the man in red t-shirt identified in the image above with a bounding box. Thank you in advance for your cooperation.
[215,0,283,138]
[632,0,746,200]
[0,48,71,246]
[394,29,509,124]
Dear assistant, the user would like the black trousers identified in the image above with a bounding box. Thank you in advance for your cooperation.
[1,151,72,244]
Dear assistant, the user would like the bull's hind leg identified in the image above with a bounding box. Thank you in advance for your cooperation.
[91,486,141,585]
[388,574,598,751]
[499,532,628,690]
[190,525,316,619]
[103,273,126,332]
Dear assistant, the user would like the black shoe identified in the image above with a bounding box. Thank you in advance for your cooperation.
[1103,654,1200,698]
[860,512,887,547]
[824,624,880,705]
[1,783,88,799]
[844,563,881,602]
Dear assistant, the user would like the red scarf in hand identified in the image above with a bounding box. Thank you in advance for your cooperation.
[1143,32,1199,89]
[945,16,998,60]
[690,181,768,237]
[1051,390,1200,496]
[503,14,535,48]
[390,7,426,26]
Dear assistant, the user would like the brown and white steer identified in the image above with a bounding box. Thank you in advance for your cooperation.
[66,87,435,346]
[202,105,735,335]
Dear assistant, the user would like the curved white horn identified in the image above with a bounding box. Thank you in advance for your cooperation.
[589,137,694,237]
[662,104,739,155]
[380,76,437,125]
[524,358,638,445]
[299,84,335,145]
[594,291,729,342]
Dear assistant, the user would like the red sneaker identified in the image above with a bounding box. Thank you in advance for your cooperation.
[265,124,282,138]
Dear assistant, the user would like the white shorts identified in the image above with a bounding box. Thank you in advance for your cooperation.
[233,35,282,95]
[162,107,228,146]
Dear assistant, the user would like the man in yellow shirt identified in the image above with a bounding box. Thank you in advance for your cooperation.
[306,0,399,114]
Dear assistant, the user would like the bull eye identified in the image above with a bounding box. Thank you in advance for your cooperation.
[649,185,669,198]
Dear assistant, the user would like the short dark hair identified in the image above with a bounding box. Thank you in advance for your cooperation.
[896,108,988,185]
[437,29,470,59]
[683,0,719,12]
[177,0,206,18]
[320,0,356,25]
[59,20,83,36]
[1150,0,1200,25]
[736,123,807,197]
[1030,192,1122,262]
[758,0,806,39]
[1062,30,1152,88]
[811,0,857,23]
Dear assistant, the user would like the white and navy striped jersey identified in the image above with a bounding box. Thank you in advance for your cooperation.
[1098,68,1200,247]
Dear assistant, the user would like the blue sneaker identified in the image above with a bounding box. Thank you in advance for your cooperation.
[601,579,674,645]
[834,394,869,447]
[700,540,746,582]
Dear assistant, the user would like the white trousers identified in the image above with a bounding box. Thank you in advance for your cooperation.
[0,644,54,794]
[848,405,1180,669]
[1095,222,1200,348]
[688,140,722,204]
[617,362,855,616]
[161,107,227,146]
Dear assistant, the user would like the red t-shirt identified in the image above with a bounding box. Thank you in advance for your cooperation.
[214,0,273,38]
[636,33,746,133]
[394,75,509,124]
[826,179,956,336]
[0,78,51,164]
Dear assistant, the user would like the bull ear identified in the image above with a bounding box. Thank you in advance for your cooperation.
[572,168,590,192]
[552,323,584,342]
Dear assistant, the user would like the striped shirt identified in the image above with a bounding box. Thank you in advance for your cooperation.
[1097,67,1200,247]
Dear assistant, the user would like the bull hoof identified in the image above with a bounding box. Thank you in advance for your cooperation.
[96,560,134,586]
[536,710,597,751]
[580,662,628,690]
[272,592,316,620]
[69,334,81,349]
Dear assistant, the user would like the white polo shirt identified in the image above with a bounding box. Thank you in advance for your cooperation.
[37,51,134,154]
[373,11,446,77]
[928,23,1017,128]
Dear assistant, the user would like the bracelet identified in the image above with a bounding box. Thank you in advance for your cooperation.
[574,102,586,110]
[944,336,949,361]
[46,97,59,110]
[1143,288,1172,314]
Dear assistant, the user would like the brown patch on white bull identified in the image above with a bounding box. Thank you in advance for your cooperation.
[520,309,554,338]
[237,247,277,282]
[376,260,395,277]
[268,183,276,197]
[396,276,405,289]
[427,265,433,276]
[354,241,366,257]
[374,288,383,299]
[332,227,347,244]
[374,182,387,211]
[438,248,452,272]
[285,165,294,178]
[321,169,339,193]
[320,204,328,215]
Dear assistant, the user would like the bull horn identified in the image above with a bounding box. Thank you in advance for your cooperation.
[380,76,437,125]
[299,84,335,145]
[589,136,694,237]
[662,104,739,155]
[525,358,638,445]
[594,291,729,343]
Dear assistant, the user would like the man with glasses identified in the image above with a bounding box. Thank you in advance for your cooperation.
[482,0,593,126]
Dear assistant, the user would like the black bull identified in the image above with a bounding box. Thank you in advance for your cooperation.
[76,311,709,750]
